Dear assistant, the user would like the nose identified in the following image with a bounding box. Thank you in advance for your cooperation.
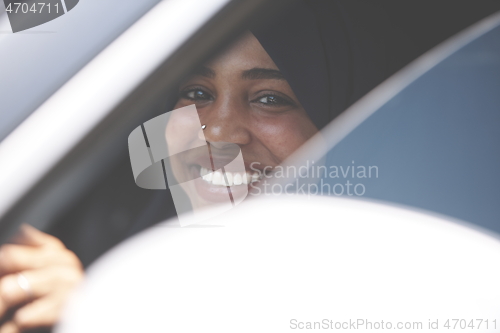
[199,95,252,147]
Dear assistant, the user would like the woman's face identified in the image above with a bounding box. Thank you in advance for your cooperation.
[169,32,317,206]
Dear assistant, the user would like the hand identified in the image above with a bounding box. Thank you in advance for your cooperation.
[0,225,83,333]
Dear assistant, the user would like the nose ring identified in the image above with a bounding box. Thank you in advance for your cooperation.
[201,124,207,130]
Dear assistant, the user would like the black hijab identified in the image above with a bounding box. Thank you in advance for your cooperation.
[251,0,417,129]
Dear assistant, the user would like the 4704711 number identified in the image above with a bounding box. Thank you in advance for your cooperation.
[5,2,60,14]
[443,319,497,330]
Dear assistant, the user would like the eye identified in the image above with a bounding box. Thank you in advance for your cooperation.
[180,88,213,101]
[255,94,294,107]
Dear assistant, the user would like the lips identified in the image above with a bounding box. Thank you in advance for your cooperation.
[178,143,272,204]
[199,167,263,186]
[183,145,269,187]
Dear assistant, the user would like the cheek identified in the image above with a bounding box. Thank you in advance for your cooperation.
[167,102,201,149]
[254,113,317,161]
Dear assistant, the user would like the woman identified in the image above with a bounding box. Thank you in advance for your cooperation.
[163,30,319,222]
[0,1,416,331]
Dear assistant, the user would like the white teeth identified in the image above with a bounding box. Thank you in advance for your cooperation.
[224,172,233,186]
[203,172,212,182]
[201,167,212,182]
[212,171,223,185]
[199,167,261,186]
[251,173,259,182]
[233,173,242,185]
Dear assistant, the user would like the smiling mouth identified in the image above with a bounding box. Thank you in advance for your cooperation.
[198,166,264,186]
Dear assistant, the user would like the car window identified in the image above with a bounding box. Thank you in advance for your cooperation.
[3,1,499,261]
[46,5,500,263]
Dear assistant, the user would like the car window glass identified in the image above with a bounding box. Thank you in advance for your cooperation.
[281,22,500,233]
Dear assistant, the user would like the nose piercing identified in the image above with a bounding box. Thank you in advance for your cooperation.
[201,124,207,130]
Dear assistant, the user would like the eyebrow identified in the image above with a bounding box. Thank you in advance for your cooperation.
[242,68,285,80]
[188,66,285,81]
[191,66,216,79]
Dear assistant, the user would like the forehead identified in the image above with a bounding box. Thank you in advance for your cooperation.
[206,32,279,71]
